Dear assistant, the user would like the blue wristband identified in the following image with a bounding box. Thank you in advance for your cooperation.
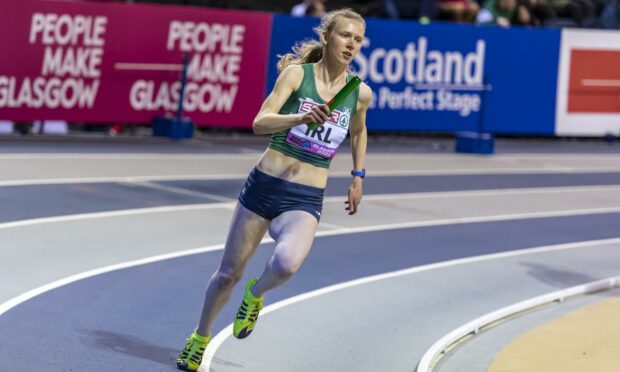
[351,169,365,178]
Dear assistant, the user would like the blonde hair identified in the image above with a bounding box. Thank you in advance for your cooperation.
[277,8,365,72]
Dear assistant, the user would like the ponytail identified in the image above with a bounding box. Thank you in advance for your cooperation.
[276,8,365,72]
[277,40,323,72]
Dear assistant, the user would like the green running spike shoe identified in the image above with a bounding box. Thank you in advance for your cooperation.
[233,277,263,339]
[176,330,210,371]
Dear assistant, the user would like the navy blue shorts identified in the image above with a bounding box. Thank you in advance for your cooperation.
[238,168,324,222]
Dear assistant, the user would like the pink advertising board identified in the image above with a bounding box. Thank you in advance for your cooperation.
[0,0,272,128]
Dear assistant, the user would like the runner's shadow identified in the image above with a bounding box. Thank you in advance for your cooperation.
[80,329,244,370]
[520,262,598,288]
[80,329,179,367]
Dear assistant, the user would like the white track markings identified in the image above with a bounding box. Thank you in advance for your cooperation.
[0,185,618,368]
[355,185,620,202]
[316,221,348,230]
[417,275,620,372]
[0,175,250,187]
[0,242,225,317]
[0,154,262,160]
[128,181,236,202]
[3,185,620,230]
[0,203,235,230]
[314,206,620,239]
[1,153,619,160]
[2,205,620,318]
[200,238,620,371]
[4,168,620,187]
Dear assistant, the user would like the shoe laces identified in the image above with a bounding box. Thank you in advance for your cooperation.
[236,298,263,323]
[180,337,207,363]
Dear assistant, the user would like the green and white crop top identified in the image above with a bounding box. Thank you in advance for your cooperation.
[268,64,360,169]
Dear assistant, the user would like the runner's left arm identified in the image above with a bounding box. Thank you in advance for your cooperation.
[346,83,372,215]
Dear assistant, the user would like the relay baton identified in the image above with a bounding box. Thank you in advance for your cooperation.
[307,76,362,130]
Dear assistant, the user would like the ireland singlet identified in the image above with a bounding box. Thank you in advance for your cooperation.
[268,64,360,169]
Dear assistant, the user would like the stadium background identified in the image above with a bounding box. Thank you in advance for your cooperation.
[1,1,620,372]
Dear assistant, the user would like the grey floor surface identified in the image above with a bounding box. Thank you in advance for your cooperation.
[1,135,619,372]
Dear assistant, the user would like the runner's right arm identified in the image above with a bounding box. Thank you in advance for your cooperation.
[253,65,329,135]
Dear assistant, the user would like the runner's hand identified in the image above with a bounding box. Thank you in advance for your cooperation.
[301,104,330,126]
[345,178,363,215]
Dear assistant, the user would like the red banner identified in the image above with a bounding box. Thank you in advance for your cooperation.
[0,0,272,128]
[568,50,620,113]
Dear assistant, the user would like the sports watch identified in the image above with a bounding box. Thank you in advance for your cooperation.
[351,169,366,178]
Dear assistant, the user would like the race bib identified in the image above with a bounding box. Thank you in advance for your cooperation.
[286,98,351,158]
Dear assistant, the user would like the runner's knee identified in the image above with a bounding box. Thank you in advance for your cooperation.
[271,252,300,278]
[212,269,243,289]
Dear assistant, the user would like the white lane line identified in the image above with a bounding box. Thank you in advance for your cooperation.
[491,154,620,160]
[350,185,620,202]
[0,215,617,369]
[0,203,235,230]
[0,175,249,187]
[127,181,236,203]
[417,275,620,372]
[3,168,620,187]
[316,221,348,230]
[200,238,620,371]
[313,206,620,239]
[373,167,620,176]
[2,153,620,160]
[1,194,619,325]
[0,154,261,160]
[0,242,224,317]
[3,186,620,230]
[2,206,620,320]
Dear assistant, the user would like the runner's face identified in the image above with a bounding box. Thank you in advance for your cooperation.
[323,18,364,65]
